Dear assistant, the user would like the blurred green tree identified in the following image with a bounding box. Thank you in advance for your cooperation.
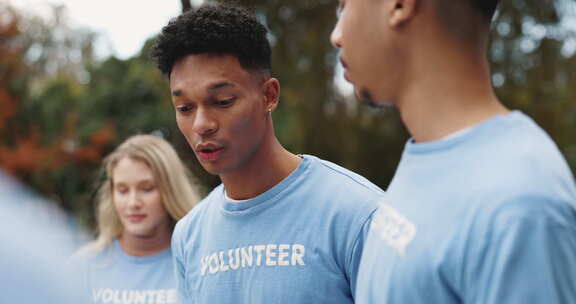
[490,0,576,169]
[1,0,574,232]
[0,5,214,230]
[0,4,107,217]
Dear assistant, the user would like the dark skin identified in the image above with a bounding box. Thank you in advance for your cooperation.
[170,54,301,200]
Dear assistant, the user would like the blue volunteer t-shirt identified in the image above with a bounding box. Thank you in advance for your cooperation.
[172,155,384,303]
[356,111,576,303]
[81,240,178,304]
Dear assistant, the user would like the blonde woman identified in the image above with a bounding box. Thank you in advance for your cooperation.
[75,134,201,304]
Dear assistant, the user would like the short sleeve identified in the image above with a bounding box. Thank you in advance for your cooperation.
[347,209,378,300]
[464,197,576,303]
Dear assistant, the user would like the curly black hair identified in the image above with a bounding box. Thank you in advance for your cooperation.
[151,3,271,77]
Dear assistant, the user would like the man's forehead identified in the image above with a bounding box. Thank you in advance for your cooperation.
[173,53,243,72]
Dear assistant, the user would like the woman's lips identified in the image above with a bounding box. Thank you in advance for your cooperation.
[127,214,146,223]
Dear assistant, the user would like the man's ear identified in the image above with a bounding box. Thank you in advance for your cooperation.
[262,78,280,113]
[390,0,418,27]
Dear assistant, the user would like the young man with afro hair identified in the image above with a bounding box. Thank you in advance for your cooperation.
[152,3,385,303]
[331,0,576,303]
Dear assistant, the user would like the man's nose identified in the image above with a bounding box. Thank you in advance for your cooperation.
[192,107,218,136]
[331,19,343,48]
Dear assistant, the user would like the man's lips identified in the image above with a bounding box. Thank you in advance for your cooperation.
[340,57,352,83]
[197,146,225,161]
[344,70,352,82]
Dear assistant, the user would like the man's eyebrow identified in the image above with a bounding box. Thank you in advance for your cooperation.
[171,82,235,97]
[209,82,235,91]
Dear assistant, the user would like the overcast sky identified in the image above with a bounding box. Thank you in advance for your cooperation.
[8,0,204,59]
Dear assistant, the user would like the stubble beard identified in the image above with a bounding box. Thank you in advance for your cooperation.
[356,87,387,109]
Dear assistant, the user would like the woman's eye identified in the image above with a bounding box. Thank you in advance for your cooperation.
[142,186,155,192]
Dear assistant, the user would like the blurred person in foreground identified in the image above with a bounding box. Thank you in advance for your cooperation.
[73,134,201,304]
[151,3,385,303]
[0,171,82,303]
[331,0,576,303]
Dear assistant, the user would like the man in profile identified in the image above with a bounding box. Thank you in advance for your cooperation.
[331,0,576,302]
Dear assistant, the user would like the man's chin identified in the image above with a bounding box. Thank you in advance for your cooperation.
[354,87,388,109]
[195,159,221,176]
[200,162,237,177]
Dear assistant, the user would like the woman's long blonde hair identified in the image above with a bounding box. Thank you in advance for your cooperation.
[80,134,201,254]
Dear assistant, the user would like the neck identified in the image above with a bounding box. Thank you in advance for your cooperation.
[118,225,172,257]
[397,35,508,142]
[220,135,301,200]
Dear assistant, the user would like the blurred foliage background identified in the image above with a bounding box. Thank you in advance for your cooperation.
[1,0,575,233]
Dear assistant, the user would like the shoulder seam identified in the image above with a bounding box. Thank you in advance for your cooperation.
[316,160,385,195]
[346,201,380,276]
